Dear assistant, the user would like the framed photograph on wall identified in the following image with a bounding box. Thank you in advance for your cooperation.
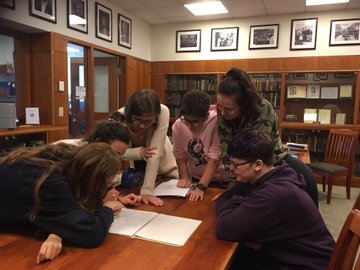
[211,27,238,51]
[67,0,88,33]
[176,29,201,52]
[313,72,328,81]
[0,0,15,9]
[294,73,308,80]
[290,18,317,50]
[29,0,57,23]
[118,14,132,49]
[95,2,112,42]
[329,18,360,46]
[249,24,279,50]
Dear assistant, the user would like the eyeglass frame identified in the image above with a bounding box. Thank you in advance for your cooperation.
[216,103,237,115]
[180,116,205,127]
[130,115,155,126]
[230,159,255,169]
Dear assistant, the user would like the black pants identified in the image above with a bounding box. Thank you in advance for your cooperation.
[280,154,319,207]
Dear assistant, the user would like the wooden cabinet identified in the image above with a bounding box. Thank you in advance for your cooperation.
[0,125,68,156]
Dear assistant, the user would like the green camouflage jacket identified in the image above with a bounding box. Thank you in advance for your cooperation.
[218,98,288,180]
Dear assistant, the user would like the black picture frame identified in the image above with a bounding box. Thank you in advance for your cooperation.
[67,0,88,33]
[290,18,317,50]
[118,14,132,49]
[334,72,354,78]
[176,29,201,52]
[329,18,360,46]
[0,0,15,9]
[313,73,328,81]
[29,0,57,24]
[95,2,112,42]
[294,73,308,80]
[211,27,238,51]
[249,24,279,50]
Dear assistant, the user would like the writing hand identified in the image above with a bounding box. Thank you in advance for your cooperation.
[103,188,120,202]
[103,200,125,212]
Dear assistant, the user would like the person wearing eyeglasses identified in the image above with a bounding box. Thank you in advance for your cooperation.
[215,129,334,270]
[216,67,318,207]
[172,90,227,201]
[117,89,179,206]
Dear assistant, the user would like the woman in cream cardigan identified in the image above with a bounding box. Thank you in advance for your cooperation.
[118,89,179,206]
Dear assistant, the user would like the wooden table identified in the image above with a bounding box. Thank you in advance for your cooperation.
[0,188,237,270]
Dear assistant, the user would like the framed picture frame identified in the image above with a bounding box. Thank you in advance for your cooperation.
[0,0,15,9]
[29,0,57,23]
[334,72,354,78]
[176,29,201,52]
[249,24,279,50]
[287,85,306,99]
[95,2,112,42]
[211,27,238,51]
[290,18,317,50]
[67,0,88,33]
[294,73,308,80]
[329,18,360,46]
[321,86,338,99]
[313,72,328,81]
[118,14,132,49]
[306,85,320,99]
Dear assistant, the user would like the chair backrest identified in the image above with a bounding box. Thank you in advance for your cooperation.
[324,129,359,170]
[353,192,360,210]
[327,209,360,270]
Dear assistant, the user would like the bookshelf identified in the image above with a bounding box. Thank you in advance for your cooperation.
[249,73,281,110]
[164,74,217,118]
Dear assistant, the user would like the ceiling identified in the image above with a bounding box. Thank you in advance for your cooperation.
[107,0,360,24]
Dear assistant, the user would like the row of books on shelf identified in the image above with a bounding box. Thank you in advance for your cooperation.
[167,78,216,91]
[260,91,280,108]
[283,133,327,152]
[166,92,216,106]
[251,79,281,92]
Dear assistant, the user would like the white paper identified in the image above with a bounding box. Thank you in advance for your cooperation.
[339,85,352,98]
[25,107,40,125]
[318,109,331,124]
[134,214,202,247]
[109,208,158,236]
[321,87,338,99]
[154,179,190,197]
[304,108,317,123]
[335,113,346,124]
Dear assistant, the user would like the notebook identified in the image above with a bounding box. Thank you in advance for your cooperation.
[109,208,202,247]
[154,179,190,197]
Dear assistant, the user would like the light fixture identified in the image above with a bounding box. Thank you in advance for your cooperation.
[184,1,228,16]
[306,0,349,6]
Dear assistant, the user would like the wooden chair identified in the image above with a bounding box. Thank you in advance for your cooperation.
[309,129,359,204]
[327,209,360,270]
[353,192,360,210]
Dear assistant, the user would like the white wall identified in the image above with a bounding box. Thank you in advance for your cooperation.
[151,9,360,61]
[0,0,151,61]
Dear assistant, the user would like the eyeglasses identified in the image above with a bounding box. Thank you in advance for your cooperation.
[131,116,155,126]
[180,116,204,127]
[230,160,255,169]
[216,103,237,114]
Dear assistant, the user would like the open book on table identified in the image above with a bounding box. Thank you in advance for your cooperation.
[154,179,190,197]
[108,208,202,247]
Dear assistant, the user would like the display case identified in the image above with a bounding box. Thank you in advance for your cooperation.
[164,74,217,118]
[283,72,357,125]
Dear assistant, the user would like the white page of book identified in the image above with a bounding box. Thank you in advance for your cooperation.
[108,208,158,236]
[154,179,190,197]
[134,214,202,247]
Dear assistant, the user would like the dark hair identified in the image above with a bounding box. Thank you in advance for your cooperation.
[30,143,120,219]
[218,68,262,125]
[180,90,211,117]
[83,121,130,145]
[124,89,161,127]
[227,129,275,165]
[108,111,124,122]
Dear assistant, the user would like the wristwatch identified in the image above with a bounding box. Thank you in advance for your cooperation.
[196,183,207,192]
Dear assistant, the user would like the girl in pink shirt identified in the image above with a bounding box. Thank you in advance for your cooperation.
[172,90,227,201]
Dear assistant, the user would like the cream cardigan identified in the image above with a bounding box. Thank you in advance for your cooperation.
[118,104,179,195]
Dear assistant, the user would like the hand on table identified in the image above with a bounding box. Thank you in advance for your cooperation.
[177,178,191,188]
[187,188,204,202]
[36,234,62,264]
[103,188,120,202]
[103,200,125,212]
[141,194,163,207]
